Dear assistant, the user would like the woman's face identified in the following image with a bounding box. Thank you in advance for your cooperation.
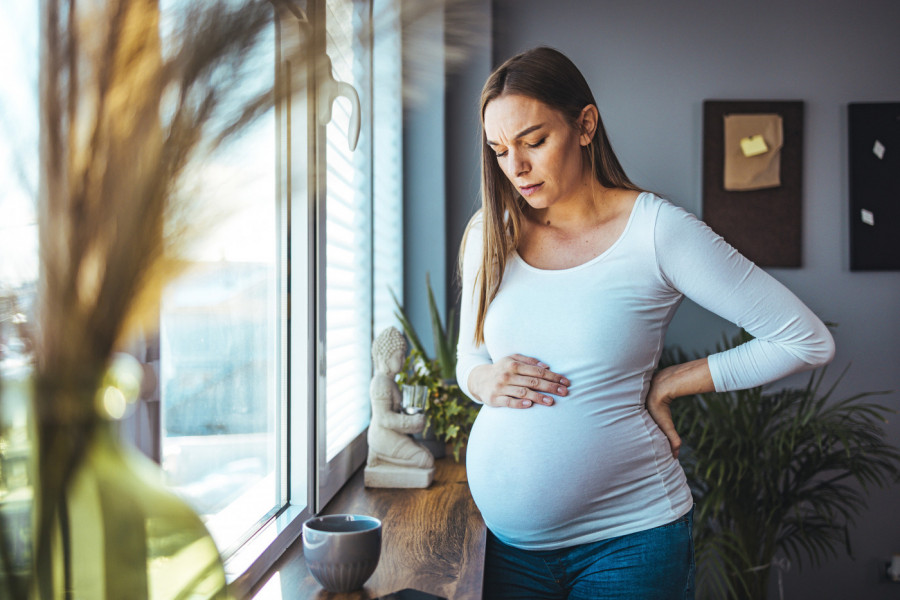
[483,94,592,211]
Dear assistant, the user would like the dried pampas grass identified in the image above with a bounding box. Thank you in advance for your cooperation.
[31,1,280,596]
[37,0,275,381]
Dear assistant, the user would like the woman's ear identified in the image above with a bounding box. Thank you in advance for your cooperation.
[578,104,599,146]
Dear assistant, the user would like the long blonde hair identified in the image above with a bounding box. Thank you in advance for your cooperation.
[462,46,641,344]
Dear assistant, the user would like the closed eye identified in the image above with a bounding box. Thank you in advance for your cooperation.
[494,137,545,158]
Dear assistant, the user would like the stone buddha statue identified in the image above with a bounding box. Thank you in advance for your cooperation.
[364,326,435,488]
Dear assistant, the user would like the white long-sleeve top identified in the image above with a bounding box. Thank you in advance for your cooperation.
[457,192,834,551]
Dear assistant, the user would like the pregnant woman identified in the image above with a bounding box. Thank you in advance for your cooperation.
[456,47,835,599]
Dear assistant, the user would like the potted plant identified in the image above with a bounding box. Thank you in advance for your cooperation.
[662,330,900,599]
[391,275,479,462]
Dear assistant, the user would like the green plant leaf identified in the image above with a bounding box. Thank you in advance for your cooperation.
[425,273,456,380]
[390,286,428,360]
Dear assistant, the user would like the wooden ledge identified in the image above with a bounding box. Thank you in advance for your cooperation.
[251,458,485,600]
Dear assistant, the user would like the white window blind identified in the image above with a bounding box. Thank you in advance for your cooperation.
[372,0,403,334]
[324,0,373,461]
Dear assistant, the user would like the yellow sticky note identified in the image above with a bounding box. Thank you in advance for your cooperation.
[740,134,769,157]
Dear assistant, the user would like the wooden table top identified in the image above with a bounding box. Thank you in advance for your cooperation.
[251,458,485,600]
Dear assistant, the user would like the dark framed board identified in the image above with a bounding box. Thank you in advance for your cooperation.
[702,100,804,267]
[848,102,900,271]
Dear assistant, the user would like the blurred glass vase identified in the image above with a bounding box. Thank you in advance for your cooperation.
[0,355,230,599]
[64,423,230,599]
[400,384,427,415]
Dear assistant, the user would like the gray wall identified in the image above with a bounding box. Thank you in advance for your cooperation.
[444,0,493,309]
[404,0,493,353]
[442,0,900,597]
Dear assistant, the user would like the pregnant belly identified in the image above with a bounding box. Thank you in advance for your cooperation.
[466,401,674,547]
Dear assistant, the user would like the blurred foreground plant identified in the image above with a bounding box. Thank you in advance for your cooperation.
[663,330,900,599]
[23,1,282,597]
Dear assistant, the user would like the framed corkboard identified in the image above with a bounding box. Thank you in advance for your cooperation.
[702,100,804,267]
[848,102,900,271]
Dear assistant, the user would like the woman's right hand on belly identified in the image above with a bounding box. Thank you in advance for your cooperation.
[467,354,569,408]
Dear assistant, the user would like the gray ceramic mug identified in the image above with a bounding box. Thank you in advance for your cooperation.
[302,514,383,592]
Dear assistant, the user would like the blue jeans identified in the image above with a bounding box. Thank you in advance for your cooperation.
[483,508,695,599]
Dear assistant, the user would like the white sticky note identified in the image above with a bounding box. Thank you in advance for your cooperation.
[873,140,886,160]
[861,209,875,226]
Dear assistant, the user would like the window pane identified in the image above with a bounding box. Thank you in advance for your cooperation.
[158,9,284,555]
[0,3,38,583]
[0,1,39,296]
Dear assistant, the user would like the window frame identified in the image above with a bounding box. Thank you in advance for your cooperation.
[130,0,402,594]
[125,2,316,593]
[224,1,317,591]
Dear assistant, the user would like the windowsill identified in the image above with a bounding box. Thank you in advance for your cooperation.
[223,432,369,598]
[247,456,486,599]
[225,502,309,599]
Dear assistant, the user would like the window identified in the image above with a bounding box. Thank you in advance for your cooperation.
[320,0,373,486]
[158,0,284,558]
[153,0,403,589]
[317,0,374,505]
[0,12,38,573]
[0,2,39,306]
[314,0,404,509]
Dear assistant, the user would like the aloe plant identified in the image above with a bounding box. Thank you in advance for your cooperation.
[664,331,900,599]
[390,273,458,380]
